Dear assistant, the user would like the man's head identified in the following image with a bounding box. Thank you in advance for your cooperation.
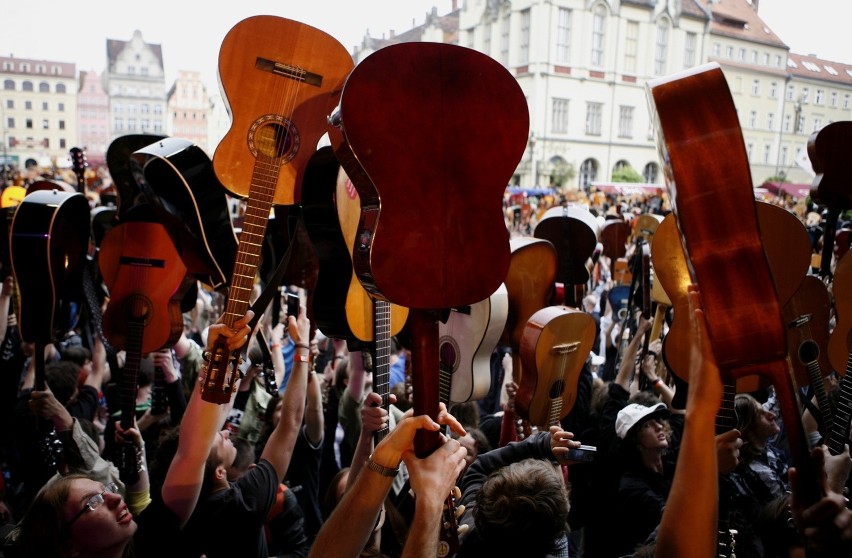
[473,458,569,554]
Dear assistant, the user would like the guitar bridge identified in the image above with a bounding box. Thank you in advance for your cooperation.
[552,342,580,355]
[255,57,322,87]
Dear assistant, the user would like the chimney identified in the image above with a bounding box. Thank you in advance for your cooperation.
[452,0,458,10]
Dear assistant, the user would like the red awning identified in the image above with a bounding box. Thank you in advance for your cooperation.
[762,181,811,199]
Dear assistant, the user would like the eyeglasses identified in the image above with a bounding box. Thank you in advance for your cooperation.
[64,482,120,528]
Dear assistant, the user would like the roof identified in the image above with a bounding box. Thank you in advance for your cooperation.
[705,0,788,50]
[786,52,852,86]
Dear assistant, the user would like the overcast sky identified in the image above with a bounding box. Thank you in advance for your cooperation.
[0,0,847,91]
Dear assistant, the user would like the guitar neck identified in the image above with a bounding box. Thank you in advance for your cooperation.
[121,317,144,429]
[828,359,852,455]
[410,309,441,457]
[373,299,391,444]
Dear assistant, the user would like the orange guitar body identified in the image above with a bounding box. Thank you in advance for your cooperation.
[516,305,595,428]
[648,62,822,507]
[829,252,852,375]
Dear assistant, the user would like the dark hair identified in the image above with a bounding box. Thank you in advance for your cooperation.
[45,361,80,405]
[59,344,91,367]
[473,459,569,555]
[14,474,85,557]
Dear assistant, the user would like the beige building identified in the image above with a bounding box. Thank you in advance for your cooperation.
[0,55,78,169]
[166,70,213,154]
[104,30,167,142]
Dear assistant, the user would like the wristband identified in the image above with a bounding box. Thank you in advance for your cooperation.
[294,353,310,364]
[366,456,400,478]
[294,342,309,350]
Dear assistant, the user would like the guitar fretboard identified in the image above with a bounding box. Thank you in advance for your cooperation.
[373,299,391,444]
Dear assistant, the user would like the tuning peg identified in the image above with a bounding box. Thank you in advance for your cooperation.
[452,485,462,499]
[455,504,465,518]
[457,524,470,536]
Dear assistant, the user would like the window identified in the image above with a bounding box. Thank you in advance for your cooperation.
[43,138,49,148]
[24,101,32,110]
[786,84,795,101]
[762,53,770,66]
[128,66,136,75]
[154,105,163,115]
[725,45,733,59]
[42,119,49,129]
[802,88,809,103]
[780,146,788,166]
[712,43,720,57]
[813,118,822,133]
[519,9,531,65]
[38,82,49,92]
[749,110,757,128]
[579,159,598,191]
[128,118,136,131]
[552,98,569,133]
[845,94,851,109]
[751,50,758,63]
[114,117,124,131]
[140,67,148,77]
[500,16,510,65]
[618,106,634,138]
[654,20,669,75]
[58,120,65,130]
[482,21,492,56]
[739,48,746,61]
[56,83,66,93]
[6,117,13,129]
[775,55,782,67]
[684,32,696,68]
[767,112,774,130]
[3,80,14,90]
[591,5,606,68]
[643,162,659,183]
[769,82,778,98]
[815,89,824,104]
[58,102,64,112]
[624,22,638,74]
[114,103,122,113]
[830,92,838,107]
[22,81,33,92]
[25,119,33,129]
[6,137,14,148]
[746,143,753,161]
[763,144,771,164]
[751,79,760,95]
[42,102,48,110]
[141,104,149,114]
[797,113,805,133]
[5,100,12,109]
[556,8,571,64]
[141,119,150,131]
[586,102,603,135]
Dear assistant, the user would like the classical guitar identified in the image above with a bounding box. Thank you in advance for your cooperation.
[438,283,508,404]
[827,252,852,455]
[533,205,599,307]
[807,121,852,281]
[203,16,353,404]
[10,189,90,469]
[648,62,822,508]
[99,218,191,482]
[131,136,238,290]
[70,147,88,193]
[516,305,596,429]
[333,42,528,460]
[782,275,833,433]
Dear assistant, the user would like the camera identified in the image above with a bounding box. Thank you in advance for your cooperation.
[285,292,300,318]
[565,445,596,463]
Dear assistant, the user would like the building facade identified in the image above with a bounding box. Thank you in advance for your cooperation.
[77,69,110,167]
[166,70,212,154]
[0,55,78,169]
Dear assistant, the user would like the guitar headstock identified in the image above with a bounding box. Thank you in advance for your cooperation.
[200,339,243,404]
[69,147,88,192]
[438,485,466,558]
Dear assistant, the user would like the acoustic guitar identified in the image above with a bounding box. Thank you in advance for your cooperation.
[827,251,852,456]
[104,134,168,217]
[99,218,192,482]
[203,16,353,404]
[533,205,599,307]
[333,42,529,459]
[647,62,822,508]
[131,136,238,290]
[438,283,508,404]
[516,305,595,429]
[11,189,90,469]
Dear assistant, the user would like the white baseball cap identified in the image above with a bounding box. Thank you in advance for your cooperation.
[615,402,669,439]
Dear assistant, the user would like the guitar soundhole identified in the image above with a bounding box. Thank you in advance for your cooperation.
[249,116,300,163]
[549,380,565,398]
[798,339,819,364]
[439,337,459,374]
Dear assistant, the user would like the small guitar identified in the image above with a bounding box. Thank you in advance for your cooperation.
[438,283,508,404]
[99,219,191,482]
[648,62,823,509]
[828,252,852,455]
[203,16,353,404]
[131,136,238,290]
[516,305,596,428]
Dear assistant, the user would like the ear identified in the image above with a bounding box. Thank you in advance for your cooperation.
[214,464,229,481]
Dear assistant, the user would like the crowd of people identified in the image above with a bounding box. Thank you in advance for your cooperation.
[0,158,849,558]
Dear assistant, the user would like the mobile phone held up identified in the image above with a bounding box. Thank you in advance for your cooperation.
[285,292,300,319]
[565,445,596,463]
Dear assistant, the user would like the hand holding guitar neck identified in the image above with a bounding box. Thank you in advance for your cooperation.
[201,310,257,403]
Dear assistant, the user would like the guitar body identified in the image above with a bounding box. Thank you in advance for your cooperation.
[600,219,630,263]
[533,205,599,306]
[99,220,189,354]
[334,42,527,309]
[782,275,833,390]
[131,137,237,290]
[829,252,852,375]
[632,213,664,246]
[335,42,528,456]
[439,283,508,403]
[105,134,169,217]
[516,305,595,427]
[501,237,558,349]
[648,62,821,506]
[213,15,353,206]
[10,190,89,345]
[335,165,408,343]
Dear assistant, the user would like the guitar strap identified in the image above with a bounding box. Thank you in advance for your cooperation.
[246,218,298,334]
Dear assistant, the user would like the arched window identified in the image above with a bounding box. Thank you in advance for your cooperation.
[38,82,50,92]
[56,83,66,93]
[22,81,33,92]
[643,162,660,184]
[3,80,14,90]
[579,158,598,191]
